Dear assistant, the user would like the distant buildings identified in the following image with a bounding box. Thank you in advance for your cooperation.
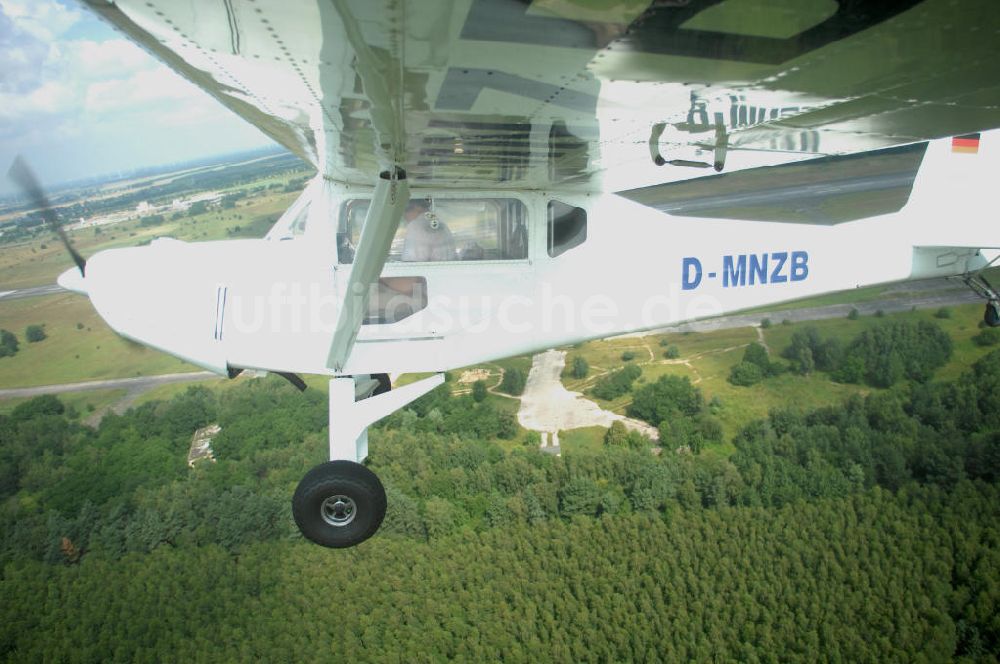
[71,190,223,231]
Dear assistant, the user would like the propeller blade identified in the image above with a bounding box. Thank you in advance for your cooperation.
[7,156,87,276]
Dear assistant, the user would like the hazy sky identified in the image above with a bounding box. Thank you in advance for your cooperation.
[0,0,276,194]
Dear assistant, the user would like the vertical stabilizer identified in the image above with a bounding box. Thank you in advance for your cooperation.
[906,130,1000,249]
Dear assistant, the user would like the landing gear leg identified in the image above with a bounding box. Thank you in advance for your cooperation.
[292,373,444,548]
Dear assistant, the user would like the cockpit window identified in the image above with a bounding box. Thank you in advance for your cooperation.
[338,198,528,264]
[547,200,586,257]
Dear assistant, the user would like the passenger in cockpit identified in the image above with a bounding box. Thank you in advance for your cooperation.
[401,199,456,262]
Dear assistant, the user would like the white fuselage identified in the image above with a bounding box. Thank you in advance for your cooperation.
[67,179,988,379]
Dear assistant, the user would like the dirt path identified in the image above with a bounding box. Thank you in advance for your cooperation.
[450,364,520,400]
[755,326,770,353]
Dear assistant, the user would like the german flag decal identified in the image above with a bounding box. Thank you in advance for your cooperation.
[952,133,981,154]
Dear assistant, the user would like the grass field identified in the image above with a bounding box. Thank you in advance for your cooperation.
[554,302,997,447]
[399,303,1000,457]
[0,293,199,387]
[557,426,606,454]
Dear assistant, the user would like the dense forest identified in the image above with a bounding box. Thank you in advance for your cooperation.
[2,348,1000,661]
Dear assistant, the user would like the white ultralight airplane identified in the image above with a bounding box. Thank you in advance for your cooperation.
[10,0,1000,547]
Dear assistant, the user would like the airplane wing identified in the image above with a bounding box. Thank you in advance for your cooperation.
[84,0,1000,193]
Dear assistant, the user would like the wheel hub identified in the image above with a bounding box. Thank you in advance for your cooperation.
[320,494,357,527]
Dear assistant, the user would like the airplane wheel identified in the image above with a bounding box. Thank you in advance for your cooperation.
[985,302,1000,328]
[292,460,386,548]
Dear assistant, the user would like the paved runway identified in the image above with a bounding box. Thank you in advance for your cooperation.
[0,283,65,301]
[0,371,219,400]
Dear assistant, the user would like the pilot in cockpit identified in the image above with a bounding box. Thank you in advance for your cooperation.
[401,199,456,262]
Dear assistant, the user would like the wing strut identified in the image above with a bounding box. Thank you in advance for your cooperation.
[326,168,409,371]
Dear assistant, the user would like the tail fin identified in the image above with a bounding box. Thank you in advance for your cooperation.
[906,130,1000,249]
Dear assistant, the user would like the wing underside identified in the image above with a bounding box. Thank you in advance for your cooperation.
[85,0,1000,192]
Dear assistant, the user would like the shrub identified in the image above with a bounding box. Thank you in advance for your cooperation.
[499,368,526,396]
[729,361,764,386]
[783,327,841,374]
[742,342,770,371]
[25,324,46,343]
[570,356,589,379]
[628,375,703,425]
[10,394,64,421]
[782,319,792,326]
[657,413,722,454]
[604,421,629,448]
[472,380,487,402]
[0,329,18,357]
[664,345,680,359]
[794,346,816,375]
[760,318,772,329]
[874,309,885,318]
[603,421,648,450]
[935,307,952,319]
[848,308,859,320]
[591,365,641,400]
[621,351,636,362]
[972,328,1000,347]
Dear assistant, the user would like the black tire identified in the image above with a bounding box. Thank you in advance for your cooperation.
[292,460,387,548]
[986,302,1000,328]
[372,373,391,396]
